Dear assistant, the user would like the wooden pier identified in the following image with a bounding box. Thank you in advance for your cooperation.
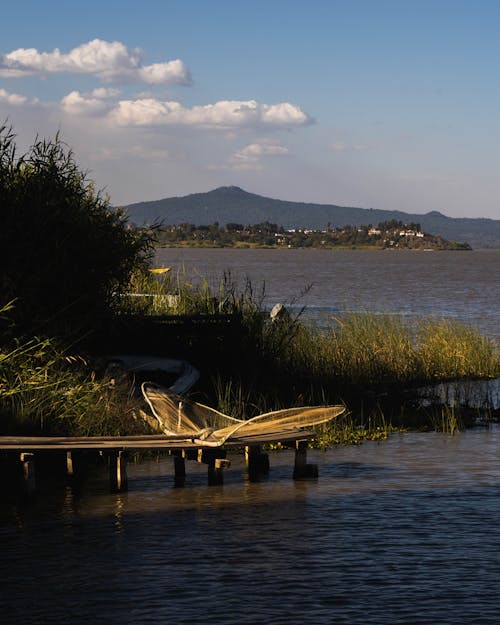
[0,430,318,495]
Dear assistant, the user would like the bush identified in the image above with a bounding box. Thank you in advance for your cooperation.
[0,125,153,338]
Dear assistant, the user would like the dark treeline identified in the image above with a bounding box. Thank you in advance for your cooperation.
[153,219,472,250]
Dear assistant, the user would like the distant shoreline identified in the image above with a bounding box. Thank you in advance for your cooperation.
[156,243,472,251]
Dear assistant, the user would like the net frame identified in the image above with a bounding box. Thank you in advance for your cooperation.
[142,382,345,446]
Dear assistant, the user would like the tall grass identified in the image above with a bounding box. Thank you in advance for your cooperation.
[124,268,265,317]
[0,305,146,435]
[417,318,499,379]
[125,270,499,418]
[4,269,498,438]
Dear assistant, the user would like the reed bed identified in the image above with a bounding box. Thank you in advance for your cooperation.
[0,305,146,435]
[2,271,499,438]
[124,270,499,437]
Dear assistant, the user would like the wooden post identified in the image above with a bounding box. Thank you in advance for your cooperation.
[245,445,270,480]
[208,458,231,486]
[293,440,318,480]
[109,450,128,492]
[173,452,186,487]
[66,451,74,477]
[197,448,230,485]
[20,452,36,495]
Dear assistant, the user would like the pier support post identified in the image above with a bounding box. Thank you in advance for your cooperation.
[208,458,231,486]
[173,452,186,487]
[20,452,36,495]
[245,445,270,481]
[293,440,318,480]
[109,450,128,492]
[66,451,74,477]
[198,448,230,485]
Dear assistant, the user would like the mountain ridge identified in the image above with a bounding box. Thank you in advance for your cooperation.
[123,186,500,248]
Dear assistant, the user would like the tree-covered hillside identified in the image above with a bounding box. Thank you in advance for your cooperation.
[124,186,500,248]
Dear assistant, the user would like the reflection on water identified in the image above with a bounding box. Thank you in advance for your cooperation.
[419,377,500,410]
[2,432,500,624]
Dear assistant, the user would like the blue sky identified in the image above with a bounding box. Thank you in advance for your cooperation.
[1,0,500,219]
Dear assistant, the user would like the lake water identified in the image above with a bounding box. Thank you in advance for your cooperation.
[155,248,500,340]
[2,431,500,624]
[2,249,500,624]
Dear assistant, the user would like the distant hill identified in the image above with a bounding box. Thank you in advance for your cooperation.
[123,186,500,248]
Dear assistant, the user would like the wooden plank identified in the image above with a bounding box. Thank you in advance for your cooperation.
[0,429,313,450]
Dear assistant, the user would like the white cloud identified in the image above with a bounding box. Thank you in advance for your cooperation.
[91,87,121,99]
[108,98,311,128]
[234,143,289,159]
[0,88,27,105]
[226,142,289,170]
[61,90,109,115]
[0,39,191,85]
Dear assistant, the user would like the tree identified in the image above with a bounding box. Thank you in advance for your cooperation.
[0,125,153,338]
[226,223,244,232]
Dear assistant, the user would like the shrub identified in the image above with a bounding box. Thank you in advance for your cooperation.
[0,125,153,338]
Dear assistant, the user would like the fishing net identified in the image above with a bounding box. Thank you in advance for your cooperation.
[142,382,345,446]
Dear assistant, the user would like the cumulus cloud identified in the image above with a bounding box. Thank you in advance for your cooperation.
[0,39,191,85]
[61,90,109,115]
[234,143,289,159]
[0,88,28,105]
[226,142,289,170]
[108,98,311,128]
[91,87,121,99]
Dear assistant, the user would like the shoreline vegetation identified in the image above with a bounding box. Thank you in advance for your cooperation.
[1,129,497,448]
[150,220,472,251]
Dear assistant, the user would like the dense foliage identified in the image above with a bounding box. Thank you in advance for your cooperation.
[0,125,153,338]
[153,220,471,250]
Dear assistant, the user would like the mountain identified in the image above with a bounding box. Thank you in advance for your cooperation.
[123,186,500,248]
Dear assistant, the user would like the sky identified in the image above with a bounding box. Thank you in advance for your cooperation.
[1,0,500,219]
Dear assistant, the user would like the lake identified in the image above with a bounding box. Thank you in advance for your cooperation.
[155,248,500,340]
[2,431,500,624]
[2,248,500,624]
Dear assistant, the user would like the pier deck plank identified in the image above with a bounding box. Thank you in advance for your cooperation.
[0,429,312,451]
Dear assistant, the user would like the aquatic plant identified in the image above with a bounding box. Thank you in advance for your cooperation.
[126,268,500,432]
[416,318,500,380]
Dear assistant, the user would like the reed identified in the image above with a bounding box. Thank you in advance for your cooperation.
[416,318,500,380]
[0,305,146,436]
[123,268,265,317]
[5,269,498,437]
[269,312,499,386]
[126,270,500,431]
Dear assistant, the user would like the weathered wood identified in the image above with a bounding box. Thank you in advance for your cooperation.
[66,451,74,477]
[20,452,36,495]
[0,430,316,493]
[173,453,186,487]
[293,440,318,480]
[0,429,313,451]
[208,458,231,486]
[108,450,128,492]
[194,447,230,485]
[245,445,270,480]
